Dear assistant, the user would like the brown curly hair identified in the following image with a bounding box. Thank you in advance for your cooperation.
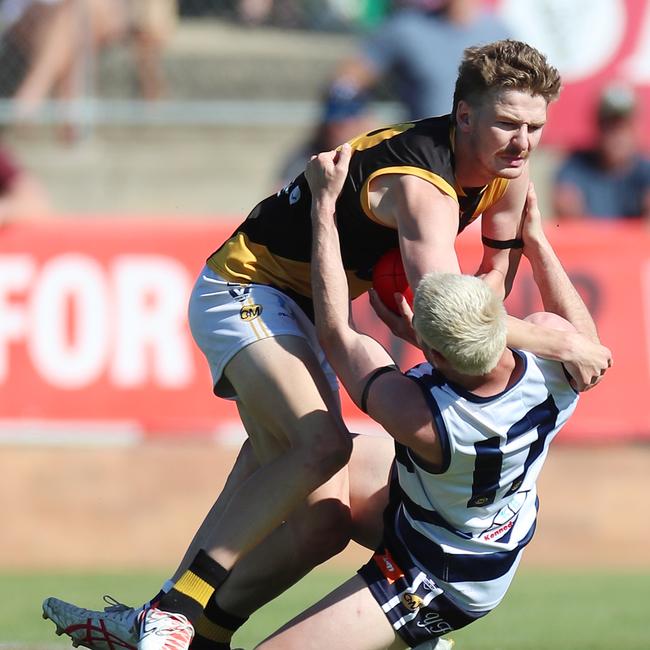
[452,40,561,118]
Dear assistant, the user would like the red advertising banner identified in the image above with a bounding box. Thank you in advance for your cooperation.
[0,218,648,443]
[492,0,650,150]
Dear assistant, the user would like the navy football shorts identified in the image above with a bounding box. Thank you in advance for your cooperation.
[358,542,489,648]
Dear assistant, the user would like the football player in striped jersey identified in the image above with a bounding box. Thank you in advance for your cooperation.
[249,142,609,649]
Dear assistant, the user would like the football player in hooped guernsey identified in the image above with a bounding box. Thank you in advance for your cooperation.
[42,41,612,650]
[251,141,605,650]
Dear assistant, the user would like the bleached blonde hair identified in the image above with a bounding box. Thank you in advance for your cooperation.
[412,273,507,376]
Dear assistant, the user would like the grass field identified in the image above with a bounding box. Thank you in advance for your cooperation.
[3,569,649,650]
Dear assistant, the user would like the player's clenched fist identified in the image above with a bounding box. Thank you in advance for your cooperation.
[305,143,352,210]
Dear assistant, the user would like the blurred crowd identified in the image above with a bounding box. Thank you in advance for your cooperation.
[0,0,648,224]
[0,0,178,115]
[182,0,391,29]
[553,84,650,222]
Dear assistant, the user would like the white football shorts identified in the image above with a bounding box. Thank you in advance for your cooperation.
[188,265,339,400]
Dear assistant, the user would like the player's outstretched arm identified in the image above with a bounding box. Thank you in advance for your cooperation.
[306,146,443,466]
[306,144,397,402]
[522,184,599,340]
[507,184,612,390]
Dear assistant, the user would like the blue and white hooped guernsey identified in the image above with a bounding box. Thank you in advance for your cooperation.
[392,349,579,613]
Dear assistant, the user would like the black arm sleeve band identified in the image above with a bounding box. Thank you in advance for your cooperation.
[481,235,524,249]
[360,365,399,414]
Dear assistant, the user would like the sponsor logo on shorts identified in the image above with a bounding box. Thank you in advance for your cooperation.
[277,297,296,320]
[416,612,453,635]
[401,592,423,611]
[228,285,251,302]
[373,549,404,584]
[422,578,439,593]
[240,304,263,321]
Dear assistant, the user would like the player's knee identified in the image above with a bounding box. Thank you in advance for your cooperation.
[294,499,352,564]
[304,428,352,482]
[524,311,576,332]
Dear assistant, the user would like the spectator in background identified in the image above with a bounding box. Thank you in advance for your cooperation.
[0,0,177,119]
[277,85,377,187]
[329,0,511,120]
[237,0,273,25]
[235,0,389,30]
[553,84,650,221]
[1,0,124,118]
[0,139,51,225]
[128,0,178,101]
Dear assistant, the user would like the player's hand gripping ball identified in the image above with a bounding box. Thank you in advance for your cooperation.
[372,248,414,314]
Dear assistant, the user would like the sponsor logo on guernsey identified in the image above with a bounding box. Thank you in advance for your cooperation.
[401,592,423,611]
[289,186,301,205]
[483,519,515,542]
[240,304,263,321]
[373,549,404,584]
[510,478,523,492]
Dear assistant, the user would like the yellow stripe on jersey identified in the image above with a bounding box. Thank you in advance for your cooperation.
[208,233,312,294]
[348,123,416,151]
[361,166,459,225]
[475,178,509,216]
[208,232,372,301]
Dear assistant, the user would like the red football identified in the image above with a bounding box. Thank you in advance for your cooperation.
[372,248,414,314]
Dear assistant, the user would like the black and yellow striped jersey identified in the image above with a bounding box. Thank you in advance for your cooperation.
[207,114,509,319]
